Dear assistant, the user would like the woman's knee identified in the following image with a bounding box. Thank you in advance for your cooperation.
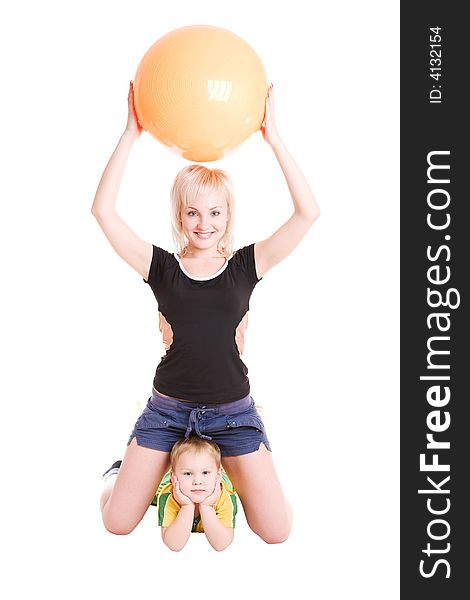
[253,501,293,543]
[251,522,292,544]
[101,499,142,535]
[102,513,139,536]
[247,505,293,544]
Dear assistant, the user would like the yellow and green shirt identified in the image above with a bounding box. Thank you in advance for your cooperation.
[154,471,237,533]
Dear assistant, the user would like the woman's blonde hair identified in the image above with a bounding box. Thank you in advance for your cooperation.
[170,435,222,470]
[170,164,234,257]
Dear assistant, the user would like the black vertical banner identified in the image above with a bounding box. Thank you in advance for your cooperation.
[401,3,469,598]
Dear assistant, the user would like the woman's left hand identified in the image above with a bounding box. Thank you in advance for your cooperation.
[261,84,281,147]
[200,473,222,506]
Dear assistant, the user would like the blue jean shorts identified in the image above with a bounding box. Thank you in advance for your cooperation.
[128,389,271,457]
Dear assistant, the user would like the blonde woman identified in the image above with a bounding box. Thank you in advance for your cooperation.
[93,82,319,543]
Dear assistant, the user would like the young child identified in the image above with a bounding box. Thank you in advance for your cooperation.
[155,436,237,552]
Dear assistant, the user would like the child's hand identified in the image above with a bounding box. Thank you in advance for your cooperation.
[260,84,281,147]
[200,473,222,507]
[124,81,143,140]
[171,474,194,506]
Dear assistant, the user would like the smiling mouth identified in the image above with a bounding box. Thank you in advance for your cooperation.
[194,232,215,238]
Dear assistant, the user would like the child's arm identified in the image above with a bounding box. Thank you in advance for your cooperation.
[198,474,234,551]
[91,82,153,280]
[198,506,234,551]
[255,84,320,279]
[161,479,195,552]
[161,504,195,552]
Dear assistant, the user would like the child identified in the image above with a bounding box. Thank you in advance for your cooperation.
[155,436,237,552]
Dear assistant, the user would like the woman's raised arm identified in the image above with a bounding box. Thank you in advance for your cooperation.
[91,82,153,279]
[254,85,320,279]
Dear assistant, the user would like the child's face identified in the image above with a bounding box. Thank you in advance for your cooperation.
[180,191,228,253]
[173,450,220,503]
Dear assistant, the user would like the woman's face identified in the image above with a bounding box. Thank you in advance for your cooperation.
[180,191,228,253]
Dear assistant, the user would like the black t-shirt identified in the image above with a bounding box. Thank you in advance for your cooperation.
[144,244,261,404]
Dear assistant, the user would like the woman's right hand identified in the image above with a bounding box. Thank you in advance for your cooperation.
[124,81,143,141]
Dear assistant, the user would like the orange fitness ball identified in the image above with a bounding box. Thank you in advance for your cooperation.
[133,25,268,162]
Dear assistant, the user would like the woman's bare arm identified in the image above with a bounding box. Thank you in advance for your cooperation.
[255,85,320,278]
[91,82,152,279]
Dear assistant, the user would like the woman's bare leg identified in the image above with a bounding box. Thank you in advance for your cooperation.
[101,438,170,535]
[222,444,292,544]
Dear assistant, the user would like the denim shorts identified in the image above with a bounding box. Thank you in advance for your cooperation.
[128,389,271,457]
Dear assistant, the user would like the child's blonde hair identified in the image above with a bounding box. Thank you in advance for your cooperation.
[170,435,222,470]
[170,165,235,257]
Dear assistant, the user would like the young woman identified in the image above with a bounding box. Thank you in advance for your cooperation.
[93,82,319,543]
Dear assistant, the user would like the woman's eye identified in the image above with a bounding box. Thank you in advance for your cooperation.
[187,211,197,217]
[203,471,210,475]
[183,472,191,476]
[211,211,220,217]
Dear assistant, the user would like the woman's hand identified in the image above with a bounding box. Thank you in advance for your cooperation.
[171,475,194,506]
[200,473,222,507]
[124,81,143,141]
[261,84,281,147]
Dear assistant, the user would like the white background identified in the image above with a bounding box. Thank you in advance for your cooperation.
[1,1,399,598]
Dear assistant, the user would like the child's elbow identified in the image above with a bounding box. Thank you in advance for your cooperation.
[211,542,231,552]
[211,533,234,552]
[214,543,232,552]
[164,540,186,552]
[162,530,187,552]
